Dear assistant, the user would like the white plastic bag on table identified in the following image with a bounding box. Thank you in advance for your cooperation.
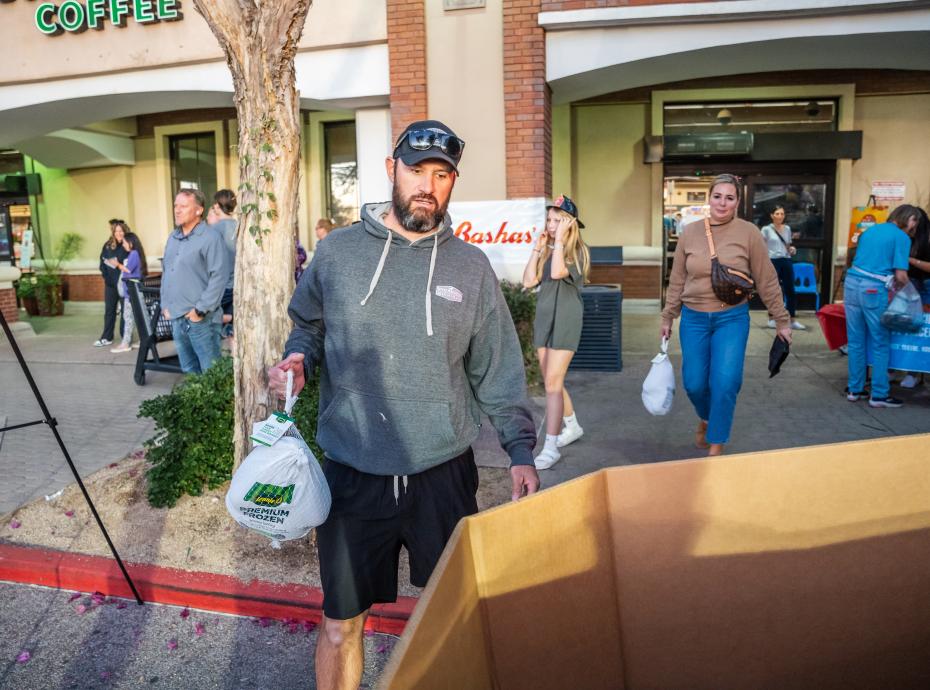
[225,371,331,548]
[642,337,675,416]
[881,281,924,333]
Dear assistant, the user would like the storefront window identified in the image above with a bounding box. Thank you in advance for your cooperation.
[664,100,837,135]
[323,122,359,227]
[168,133,217,201]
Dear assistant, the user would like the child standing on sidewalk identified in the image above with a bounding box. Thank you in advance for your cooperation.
[111,230,148,354]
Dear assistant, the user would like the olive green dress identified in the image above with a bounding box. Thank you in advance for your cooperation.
[533,256,584,352]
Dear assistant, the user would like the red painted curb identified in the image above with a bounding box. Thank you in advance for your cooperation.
[0,543,415,635]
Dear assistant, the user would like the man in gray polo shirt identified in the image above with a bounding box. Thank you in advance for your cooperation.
[160,188,228,373]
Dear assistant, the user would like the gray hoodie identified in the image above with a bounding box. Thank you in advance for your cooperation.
[284,202,536,476]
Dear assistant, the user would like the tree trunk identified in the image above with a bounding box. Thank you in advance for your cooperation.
[193,0,312,467]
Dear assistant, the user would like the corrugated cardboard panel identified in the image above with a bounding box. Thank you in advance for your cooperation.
[606,435,930,690]
[384,435,930,689]
[379,524,493,689]
[470,471,625,689]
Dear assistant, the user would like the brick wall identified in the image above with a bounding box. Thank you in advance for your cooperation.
[503,0,551,198]
[589,265,660,298]
[0,287,17,324]
[62,274,105,302]
[387,0,428,140]
[541,0,717,9]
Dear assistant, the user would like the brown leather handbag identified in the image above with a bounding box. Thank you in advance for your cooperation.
[704,218,755,305]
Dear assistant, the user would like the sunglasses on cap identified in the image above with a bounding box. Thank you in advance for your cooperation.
[395,129,465,160]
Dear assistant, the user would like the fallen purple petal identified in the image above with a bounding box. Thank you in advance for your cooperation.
[179,607,190,619]
[9,519,21,529]
[64,510,75,518]
[166,639,178,651]
[116,601,127,610]
[128,469,138,477]
[91,592,106,605]
[16,651,31,663]
[376,642,389,654]
[67,592,81,603]
[108,463,119,469]
[287,623,299,634]
[257,617,272,628]
[75,604,87,614]
[194,622,205,636]
[100,671,111,680]
[302,620,317,632]
[364,629,375,637]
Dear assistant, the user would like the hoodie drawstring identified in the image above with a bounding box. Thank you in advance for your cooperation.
[393,475,409,505]
[360,230,393,306]
[425,234,438,337]
[360,229,439,338]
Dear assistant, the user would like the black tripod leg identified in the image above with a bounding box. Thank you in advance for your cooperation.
[0,310,144,605]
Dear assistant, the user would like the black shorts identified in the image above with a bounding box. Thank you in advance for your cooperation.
[316,447,479,620]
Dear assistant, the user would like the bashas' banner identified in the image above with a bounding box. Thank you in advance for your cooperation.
[448,198,546,283]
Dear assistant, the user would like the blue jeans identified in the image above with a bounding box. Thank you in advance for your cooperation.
[845,273,891,399]
[171,315,221,374]
[679,303,750,445]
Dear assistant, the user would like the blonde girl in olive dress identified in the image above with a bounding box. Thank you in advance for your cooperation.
[522,195,590,470]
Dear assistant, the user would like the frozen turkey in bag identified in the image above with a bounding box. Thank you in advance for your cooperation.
[225,371,331,547]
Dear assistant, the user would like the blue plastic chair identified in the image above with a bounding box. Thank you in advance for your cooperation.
[792,262,819,310]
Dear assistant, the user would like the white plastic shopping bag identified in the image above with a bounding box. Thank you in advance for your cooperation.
[642,337,675,416]
[226,371,331,548]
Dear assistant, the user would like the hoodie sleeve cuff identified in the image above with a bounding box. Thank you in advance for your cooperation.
[508,445,535,468]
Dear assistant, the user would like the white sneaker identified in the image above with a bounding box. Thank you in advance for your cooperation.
[556,424,584,448]
[94,339,112,347]
[766,319,776,329]
[900,374,919,389]
[534,446,562,470]
[791,320,807,330]
[110,344,132,353]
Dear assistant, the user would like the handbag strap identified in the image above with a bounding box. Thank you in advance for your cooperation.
[772,225,791,250]
[703,217,718,258]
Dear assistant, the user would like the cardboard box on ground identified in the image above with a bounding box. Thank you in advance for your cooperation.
[379,434,930,690]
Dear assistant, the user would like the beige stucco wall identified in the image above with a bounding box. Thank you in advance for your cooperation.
[425,1,506,201]
[852,93,930,212]
[32,160,135,265]
[570,104,652,248]
[0,0,386,85]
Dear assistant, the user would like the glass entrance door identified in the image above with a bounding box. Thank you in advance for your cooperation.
[662,161,836,309]
[745,176,834,309]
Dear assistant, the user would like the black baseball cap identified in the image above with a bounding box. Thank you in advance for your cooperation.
[547,194,585,229]
[393,120,465,174]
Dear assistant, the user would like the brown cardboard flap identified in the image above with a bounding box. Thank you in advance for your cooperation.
[382,435,930,690]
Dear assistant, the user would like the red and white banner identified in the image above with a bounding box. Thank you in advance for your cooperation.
[448,197,546,283]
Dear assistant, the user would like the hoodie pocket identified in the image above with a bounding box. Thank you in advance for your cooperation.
[317,387,457,461]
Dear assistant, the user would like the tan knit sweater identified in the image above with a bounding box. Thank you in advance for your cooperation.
[661,217,790,328]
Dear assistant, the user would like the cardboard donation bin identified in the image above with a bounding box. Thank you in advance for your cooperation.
[380,435,930,690]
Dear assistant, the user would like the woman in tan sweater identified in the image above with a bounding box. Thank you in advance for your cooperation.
[661,174,792,455]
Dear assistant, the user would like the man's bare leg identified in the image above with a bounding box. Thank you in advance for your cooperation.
[316,611,368,690]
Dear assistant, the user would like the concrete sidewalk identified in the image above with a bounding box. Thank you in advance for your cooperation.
[476,308,930,485]
[0,303,181,516]
[3,302,929,515]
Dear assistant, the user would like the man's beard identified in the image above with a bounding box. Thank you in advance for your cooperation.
[393,184,448,234]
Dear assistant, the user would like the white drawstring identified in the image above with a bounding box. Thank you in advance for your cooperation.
[284,369,297,416]
[425,234,438,336]
[360,231,393,306]
[393,475,409,505]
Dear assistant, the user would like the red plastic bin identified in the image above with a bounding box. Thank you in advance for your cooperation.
[817,303,847,350]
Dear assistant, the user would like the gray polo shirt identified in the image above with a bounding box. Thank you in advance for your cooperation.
[160,221,228,323]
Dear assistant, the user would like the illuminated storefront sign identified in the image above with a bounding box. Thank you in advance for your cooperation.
[31,0,182,35]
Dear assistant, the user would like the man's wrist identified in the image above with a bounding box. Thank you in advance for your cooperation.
[508,445,534,468]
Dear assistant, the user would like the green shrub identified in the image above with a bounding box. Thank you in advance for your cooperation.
[16,275,36,299]
[139,355,322,508]
[500,280,541,390]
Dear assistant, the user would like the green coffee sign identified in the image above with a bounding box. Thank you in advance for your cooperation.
[34,0,181,35]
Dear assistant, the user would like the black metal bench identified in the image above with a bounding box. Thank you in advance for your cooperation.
[127,276,182,385]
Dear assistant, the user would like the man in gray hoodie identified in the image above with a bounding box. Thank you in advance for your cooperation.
[268,120,539,690]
